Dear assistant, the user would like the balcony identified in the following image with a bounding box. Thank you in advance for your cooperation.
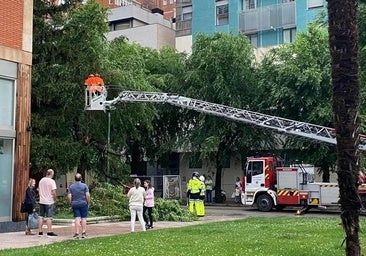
[239,1,296,33]
[176,0,192,7]
[176,19,192,37]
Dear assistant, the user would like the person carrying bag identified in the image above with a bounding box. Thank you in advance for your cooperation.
[24,178,37,235]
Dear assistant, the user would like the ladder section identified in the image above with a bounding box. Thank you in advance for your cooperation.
[97,90,366,151]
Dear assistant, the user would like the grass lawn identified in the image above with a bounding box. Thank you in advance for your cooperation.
[1,217,365,256]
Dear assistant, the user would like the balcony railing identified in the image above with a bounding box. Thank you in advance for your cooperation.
[239,1,296,33]
[176,19,192,31]
[176,0,192,7]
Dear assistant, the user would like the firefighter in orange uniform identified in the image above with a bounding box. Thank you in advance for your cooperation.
[84,73,105,95]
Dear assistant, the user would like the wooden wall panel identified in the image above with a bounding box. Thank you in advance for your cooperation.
[13,63,31,221]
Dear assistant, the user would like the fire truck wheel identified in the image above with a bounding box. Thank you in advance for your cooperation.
[256,194,273,212]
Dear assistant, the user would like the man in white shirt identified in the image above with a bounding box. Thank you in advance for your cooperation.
[38,169,57,237]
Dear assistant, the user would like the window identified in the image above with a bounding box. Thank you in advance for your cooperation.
[170,0,175,4]
[0,138,14,221]
[216,0,229,26]
[282,0,294,3]
[113,20,132,31]
[0,78,14,128]
[308,0,323,9]
[182,6,192,21]
[247,33,258,47]
[189,153,202,169]
[222,155,231,168]
[163,0,167,5]
[245,0,256,10]
[283,28,296,43]
[246,160,264,183]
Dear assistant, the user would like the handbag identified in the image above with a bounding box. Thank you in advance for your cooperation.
[20,202,27,213]
[28,213,39,229]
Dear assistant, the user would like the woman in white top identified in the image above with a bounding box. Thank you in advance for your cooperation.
[127,178,146,232]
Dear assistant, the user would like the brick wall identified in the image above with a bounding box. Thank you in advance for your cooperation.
[0,2,23,50]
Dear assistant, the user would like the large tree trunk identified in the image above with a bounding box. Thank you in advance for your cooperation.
[214,155,224,203]
[328,1,361,255]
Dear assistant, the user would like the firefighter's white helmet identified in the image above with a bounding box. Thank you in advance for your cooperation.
[199,175,205,182]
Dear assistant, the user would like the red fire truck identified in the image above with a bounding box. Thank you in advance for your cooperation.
[242,156,366,214]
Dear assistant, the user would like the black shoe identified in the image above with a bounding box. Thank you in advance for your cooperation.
[73,233,79,239]
[38,232,43,237]
[47,232,58,237]
[81,232,88,239]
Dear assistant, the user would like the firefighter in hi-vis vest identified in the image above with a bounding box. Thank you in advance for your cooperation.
[187,172,205,216]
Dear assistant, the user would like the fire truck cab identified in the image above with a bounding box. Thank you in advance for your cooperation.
[241,156,364,214]
[243,156,283,212]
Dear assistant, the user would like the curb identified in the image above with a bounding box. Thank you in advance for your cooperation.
[53,216,123,226]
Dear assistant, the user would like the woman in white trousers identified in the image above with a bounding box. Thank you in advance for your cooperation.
[127,178,146,232]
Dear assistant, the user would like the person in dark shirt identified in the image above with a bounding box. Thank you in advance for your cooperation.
[25,178,36,235]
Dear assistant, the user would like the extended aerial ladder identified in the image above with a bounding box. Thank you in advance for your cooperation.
[85,87,366,151]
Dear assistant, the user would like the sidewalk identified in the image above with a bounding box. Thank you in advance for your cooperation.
[0,205,246,251]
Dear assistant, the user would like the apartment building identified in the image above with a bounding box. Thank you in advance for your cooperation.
[102,0,176,21]
[175,0,192,53]
[0,1,33,231]
[175,0,326,56]
[107,4,175,49]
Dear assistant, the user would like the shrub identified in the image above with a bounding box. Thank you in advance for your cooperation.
[154,198,197,222]
[55,183,196,222]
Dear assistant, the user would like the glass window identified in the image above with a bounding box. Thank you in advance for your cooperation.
[182,6,192,21]
[248,33,258,47]
[283,28,296,43]
[246,160,264,183]
[189,153,202,169]
[308,0,323,9]
[244,0,256,9]
[216,0,229,26]
[0,78,15,128]
[0,138,14,221]
[222,155,231,168]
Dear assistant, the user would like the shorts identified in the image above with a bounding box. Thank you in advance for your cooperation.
[72,204,89,218]
[39,204,55,219]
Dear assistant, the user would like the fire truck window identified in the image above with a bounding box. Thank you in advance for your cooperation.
[246,161,264,182]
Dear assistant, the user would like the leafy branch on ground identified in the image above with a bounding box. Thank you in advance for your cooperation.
[55,182,196,222]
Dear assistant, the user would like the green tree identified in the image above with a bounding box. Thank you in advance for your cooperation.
[184,32,265,202]
[31,0,110,176]
[143,46,190,163]
[257,24,335,179]
[328,0,361,255]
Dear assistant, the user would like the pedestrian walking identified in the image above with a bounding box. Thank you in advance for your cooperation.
[127,178,146,232]
[38,169,58,237]
[143,180,155,229]
[67,173,90,239]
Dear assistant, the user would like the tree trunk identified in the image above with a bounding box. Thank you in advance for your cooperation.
[328,1,361,255]
[214,155,223,203]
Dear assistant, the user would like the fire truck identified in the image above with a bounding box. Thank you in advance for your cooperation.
[84,81,366,214]
[243,155,366,214]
